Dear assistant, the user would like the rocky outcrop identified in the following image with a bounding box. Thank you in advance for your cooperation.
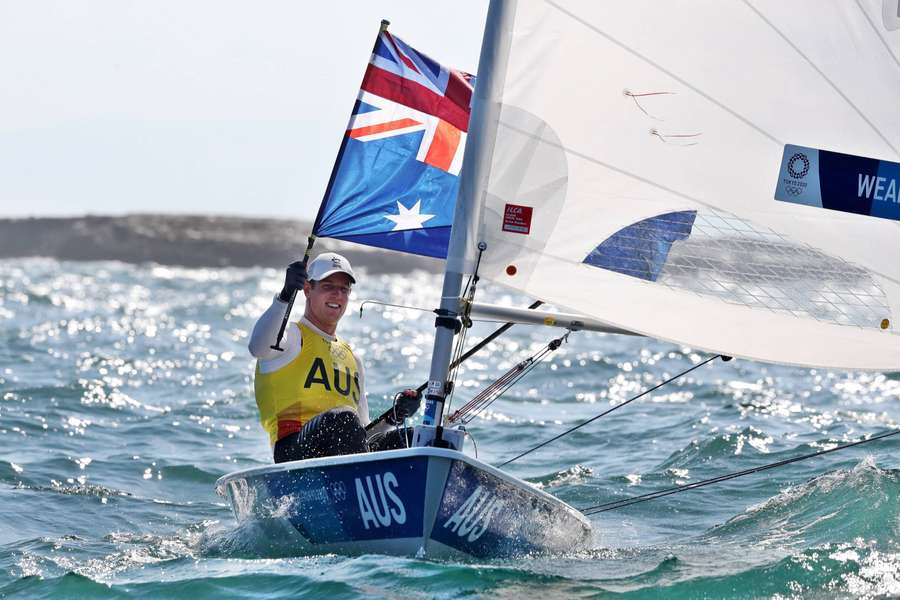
[0,214,443,273]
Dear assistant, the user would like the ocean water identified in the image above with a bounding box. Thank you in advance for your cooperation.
[1,258,898,599]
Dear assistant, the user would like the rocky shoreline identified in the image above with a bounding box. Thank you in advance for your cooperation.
[0,214,443,273]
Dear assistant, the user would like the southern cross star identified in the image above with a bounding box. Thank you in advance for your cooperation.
[384,199,435,231]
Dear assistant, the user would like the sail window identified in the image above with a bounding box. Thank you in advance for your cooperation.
[584,209,891,329]
[583,211,697,282]
[658,211,891,329]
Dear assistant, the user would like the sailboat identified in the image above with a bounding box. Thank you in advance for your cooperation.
[217,1,900,559]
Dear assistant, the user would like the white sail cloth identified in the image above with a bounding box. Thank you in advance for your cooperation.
[467,0,900,369]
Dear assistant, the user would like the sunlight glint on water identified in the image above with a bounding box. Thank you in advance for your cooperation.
[0,259,898,598]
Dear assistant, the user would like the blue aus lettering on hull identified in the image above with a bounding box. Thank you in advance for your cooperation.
[262,456,427,544]
[774,144,900,221]
[430,461,545,558]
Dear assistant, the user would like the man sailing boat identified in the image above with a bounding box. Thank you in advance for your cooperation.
[247,28,474,463]
[249,252,421,463]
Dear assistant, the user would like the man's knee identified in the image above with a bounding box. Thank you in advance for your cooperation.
[316,406,362,433]
[321,408,366,452]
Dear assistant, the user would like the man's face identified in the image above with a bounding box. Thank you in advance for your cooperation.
[303,272,353,334]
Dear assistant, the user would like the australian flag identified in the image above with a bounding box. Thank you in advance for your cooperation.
[314,30,474,259]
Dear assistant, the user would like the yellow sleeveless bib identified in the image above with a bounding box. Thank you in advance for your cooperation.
[254,322,361,445]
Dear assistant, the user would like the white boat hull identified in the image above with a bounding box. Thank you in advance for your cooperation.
[216,447,592,559]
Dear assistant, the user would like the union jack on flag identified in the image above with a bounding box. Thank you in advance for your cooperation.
[313,30,475,259]
[350,32,474,176]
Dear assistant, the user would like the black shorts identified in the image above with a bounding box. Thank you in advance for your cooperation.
[273,406,367,463]
[272,406,416,463]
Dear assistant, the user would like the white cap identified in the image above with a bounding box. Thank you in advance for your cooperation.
[307,252,356,284]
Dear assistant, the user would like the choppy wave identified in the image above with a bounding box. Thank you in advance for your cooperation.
[708,458,900,547]
[528,464,595,490]
[1,259,898,598]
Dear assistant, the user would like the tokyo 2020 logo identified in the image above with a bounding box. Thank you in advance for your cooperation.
[787,153,810,179]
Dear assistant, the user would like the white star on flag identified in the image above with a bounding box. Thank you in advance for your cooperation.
[384,200,435,231]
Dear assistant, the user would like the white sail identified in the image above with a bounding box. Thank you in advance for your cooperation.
[461,0,900,370]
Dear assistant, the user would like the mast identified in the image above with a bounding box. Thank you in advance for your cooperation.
[420,0,514,435]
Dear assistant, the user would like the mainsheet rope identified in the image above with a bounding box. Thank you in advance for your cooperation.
[579,428,900,515]
[497,353,728,467]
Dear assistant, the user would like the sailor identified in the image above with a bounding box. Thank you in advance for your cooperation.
[248,252,421,463]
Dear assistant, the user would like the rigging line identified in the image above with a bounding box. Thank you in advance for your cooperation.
[467,429,479,458]
[544,0,781,146]
[461,242,486,299]
[447,244,488,413]
[580,428,900,515]
[453,358,527,415]
[742,0,899,157]
[853,0,900,76]
[458,356,551,424]
[445,319,470,413]
[449,335,566,424]
[358,300,434,317]
[450,369,522,424]
[446,302,472,413]
[414,300,544,396]
[446,286,477,410]
[498,353,725,467]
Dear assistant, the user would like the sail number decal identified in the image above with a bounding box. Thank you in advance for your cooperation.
[775,144,900,221]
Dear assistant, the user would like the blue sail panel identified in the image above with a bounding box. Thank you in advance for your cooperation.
[583,211,696,282]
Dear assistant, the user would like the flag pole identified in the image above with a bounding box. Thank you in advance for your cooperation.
[270,19,391,351]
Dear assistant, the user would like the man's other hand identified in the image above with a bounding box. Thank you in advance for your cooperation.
[388,389,422,424]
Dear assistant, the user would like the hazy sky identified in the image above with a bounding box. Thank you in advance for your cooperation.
[0,1,488,220]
